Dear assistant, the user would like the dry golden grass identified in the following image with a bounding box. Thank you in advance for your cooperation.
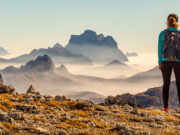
[0,122,16,132]
[78,130,111,135]
[24,126,36,130]
[70,110,89,117]
[55,123,73,129]
[17,94,25,101]
[47,100,61,108]
[139,109,163,115]
[0,104,8,112]
[94,120,110,128]
[4,100,17,108]
[69,121,89,128]
[164,115,180,123]
[159,128,180,135]
[57,116,69,122]
[130,115,143,122]
[32,116,44,122]
[142,116,155,122]
[0,93,11,100]
[62,117,90,129]
[94,105,106,111]
[57,117,91,129]
[59,100,73,106]
[117,113,129,122]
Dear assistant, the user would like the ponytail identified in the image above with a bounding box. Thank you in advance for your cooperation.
[167,13,179,28]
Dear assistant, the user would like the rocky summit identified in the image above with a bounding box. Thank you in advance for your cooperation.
[65,30,128,62]
[0,80,180,134]
[68,30,118,48]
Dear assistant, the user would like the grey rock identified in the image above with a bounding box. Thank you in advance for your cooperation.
[8,110,23,120]
[55,95,62,101]
[44,95,53,102]
[26,85,35,94]
[16,104,37,113]
[130,108,140,115]
[104,93,139,107]
[58,129,67,135]
[74,99,94,109]
[0,83,15,94]
[0,110,11,123]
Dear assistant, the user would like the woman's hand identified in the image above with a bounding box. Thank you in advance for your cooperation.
[159,64,162,71]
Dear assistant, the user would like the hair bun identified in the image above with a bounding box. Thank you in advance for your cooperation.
[170,17,174,23]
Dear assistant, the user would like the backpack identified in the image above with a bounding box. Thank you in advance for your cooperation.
[162,29,180,61]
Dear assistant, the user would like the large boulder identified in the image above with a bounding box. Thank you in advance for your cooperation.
[0,83,15,94]
[104,93,141,107]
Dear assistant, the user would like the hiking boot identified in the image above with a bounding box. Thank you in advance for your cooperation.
[164,108,169,112]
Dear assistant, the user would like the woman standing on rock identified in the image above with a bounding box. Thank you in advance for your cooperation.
[158,13,180,112]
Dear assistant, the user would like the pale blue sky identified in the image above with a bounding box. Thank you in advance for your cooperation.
[0,0,180,55]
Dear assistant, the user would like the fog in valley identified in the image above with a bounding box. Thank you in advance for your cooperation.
[1,51,174,103]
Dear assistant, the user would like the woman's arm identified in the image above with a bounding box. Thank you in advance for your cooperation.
[158,31,164,65]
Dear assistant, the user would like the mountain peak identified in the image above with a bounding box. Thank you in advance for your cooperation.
[65,30,128,62]
[56,64,69,74]
[59,64,68,72]
[53,43,63,49]
[67,29,118,48]
[20,55,55,72]
[105,60,126,67]
[83,30,97,35]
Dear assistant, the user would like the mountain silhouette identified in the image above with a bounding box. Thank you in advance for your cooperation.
[0,43,92,65]
[65,30,128,63]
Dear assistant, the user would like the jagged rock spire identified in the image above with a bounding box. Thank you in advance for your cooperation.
[26,85,35,94]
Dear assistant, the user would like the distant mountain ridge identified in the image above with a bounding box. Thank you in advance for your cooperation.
[0,43,92,65]
[65,30,128,62]
[1,55,55,73]
[105,60,126,67]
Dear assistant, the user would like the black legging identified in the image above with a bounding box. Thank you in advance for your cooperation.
[161,61,180,108]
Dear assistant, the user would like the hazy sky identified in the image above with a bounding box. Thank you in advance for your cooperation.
[0,0,180,55]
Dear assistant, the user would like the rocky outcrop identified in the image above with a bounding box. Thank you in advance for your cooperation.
[104,93,142,108]
[0,83,16,94]
[26,85,35,94]
[0,79,179,134]
[105,81,180,109]
[135,81,179,109]
[65,30,128,62]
